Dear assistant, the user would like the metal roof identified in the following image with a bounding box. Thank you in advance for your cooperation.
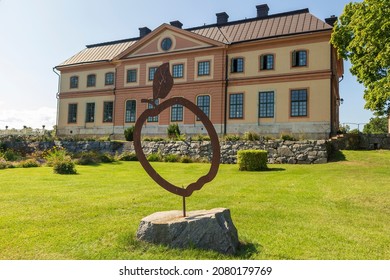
[57,9,332,68]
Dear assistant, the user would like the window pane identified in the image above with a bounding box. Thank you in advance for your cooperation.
[103,102,113,122]
[198,61,210,76]
[149,67,157,81]
[127,69,137,83]
[172,64,184,78]
[196,95,210,120]
[231,58,244,73]
[147,99,159,122]
[86,103,95,122]
[68,104,77,123]
[70,76,78,89]
[259,91,274,118]
[87,74,96,87]
[291,89,307,117]
[229,93,243,119]
[125,100,136,122]
[105,72,114,85]
[171,104,183,122]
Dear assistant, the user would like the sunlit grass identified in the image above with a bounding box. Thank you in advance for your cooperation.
[0,150,389,260]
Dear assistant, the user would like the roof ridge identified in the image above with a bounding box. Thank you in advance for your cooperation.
[186,8,310,31]
[86,37,139,48]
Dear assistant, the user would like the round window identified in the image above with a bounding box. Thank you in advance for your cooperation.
[161,37,172,51]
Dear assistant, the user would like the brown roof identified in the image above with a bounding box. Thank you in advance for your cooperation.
[57,8,332,68]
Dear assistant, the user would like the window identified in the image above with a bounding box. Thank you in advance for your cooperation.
[231,58,244,73]
[147,99,159,122]
[68,104,77,123]
[125,100,136,122]
[127,69,137,83]
[196,95,210,120]
[87,74,96,87]
[172,64,184,78]
[148,67,157,81]
[70,76,79,89]
[259,91,274,118]
[292,50,307,67]
[105,72,114,86]
[260,54,274,70]
[161,37,172,51]
[291,89,308,117]
[103,101,114,122]
[171,103,183,122]
[198,61,210,76]
[229,93,244,119]
[85,103,95,122]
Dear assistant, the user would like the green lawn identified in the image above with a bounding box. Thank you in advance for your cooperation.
[0,150,389,260]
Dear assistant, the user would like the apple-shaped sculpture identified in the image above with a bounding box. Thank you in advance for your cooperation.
[133,63,220,201]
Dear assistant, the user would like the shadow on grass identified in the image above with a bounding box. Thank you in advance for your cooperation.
[328,150,347,162]
[265,167,286,172]
[236,241,260,259]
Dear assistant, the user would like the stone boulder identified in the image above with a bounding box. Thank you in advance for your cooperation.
[136,208,239,254]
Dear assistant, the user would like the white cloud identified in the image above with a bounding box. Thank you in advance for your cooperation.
[0,107,56,129]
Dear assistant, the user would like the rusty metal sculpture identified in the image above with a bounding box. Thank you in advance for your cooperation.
[133,63,220,216]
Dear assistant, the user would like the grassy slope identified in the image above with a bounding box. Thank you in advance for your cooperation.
[0,150,389,260]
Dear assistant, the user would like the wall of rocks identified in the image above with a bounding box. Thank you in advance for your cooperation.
[1,139,330,164]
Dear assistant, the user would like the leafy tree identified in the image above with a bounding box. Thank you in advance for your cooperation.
[331,0,390,116]
[363,116,389,134]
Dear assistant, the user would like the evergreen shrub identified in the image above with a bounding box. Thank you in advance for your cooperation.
[237,150,268,171]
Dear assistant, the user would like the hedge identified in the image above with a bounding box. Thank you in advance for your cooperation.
[237,150,268,171]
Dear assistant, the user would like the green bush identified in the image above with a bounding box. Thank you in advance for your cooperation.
[163,154,180,163]
[124,126,135,141]
[280,134,296,141]
[180,155,193,163]
[147,153,162,162]
[191,134,211,141]
[167,124,180,139]
[237,150,268,171]
[53,158,77,175]
[18,159,40,168]
[243,131,260,141]
[75,151,100,165]
[118,152,138,161]
[224,134,242,141]
[99,153,116,163]
[0,149,20,162]
[45,147,68,167]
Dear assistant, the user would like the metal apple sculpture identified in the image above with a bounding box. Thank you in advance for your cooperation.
[133,63,220,216]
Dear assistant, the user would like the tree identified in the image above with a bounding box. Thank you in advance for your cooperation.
[331,0,390,116]
[363,116,389,134]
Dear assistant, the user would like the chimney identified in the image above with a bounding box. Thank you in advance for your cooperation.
[325,15,338,27]
[170,20,183,29]
[256,4,269,18]
[139,27,151,38]
[216,12,229,25]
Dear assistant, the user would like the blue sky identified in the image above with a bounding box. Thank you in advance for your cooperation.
[0,0,369,130]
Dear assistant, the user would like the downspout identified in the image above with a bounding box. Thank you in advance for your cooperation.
[52,67,61,137]
[329,46,334,139]
[224,54,229,135]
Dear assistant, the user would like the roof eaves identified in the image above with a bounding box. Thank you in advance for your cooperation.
[56,59,111,69]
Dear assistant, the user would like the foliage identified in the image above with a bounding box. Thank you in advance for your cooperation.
[74,151,100,165]
[191,134,211,141]
[363,116,389,134]
[331,0,390,115]
[99,153,116,163]
[118,152,138,161]
[53,158,77,175]
[147,153,162,162]
[237,150,268,171]
[167,124,181,139]
[280,134,296,141]
[180,155,193,163]
[0,149,21,162]
[124,126,135,141]
[338,123,351,134]
[163,154,180,163]
[44,147,68,167]
[243,131,260,141]
[18,159,40,168]
[224,134,242,141]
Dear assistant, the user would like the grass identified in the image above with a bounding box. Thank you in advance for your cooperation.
[0,150,389,260]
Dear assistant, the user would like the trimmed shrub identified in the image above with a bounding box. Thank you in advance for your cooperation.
[124,126,135,141]
[237,150,268,171]
[118,152,138,161]
[53,158,77,174]
[18,159,40,168]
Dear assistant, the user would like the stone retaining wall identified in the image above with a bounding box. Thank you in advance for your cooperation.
[1,139,329,164]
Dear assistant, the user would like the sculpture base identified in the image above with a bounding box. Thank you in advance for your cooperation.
[136,208,239,254]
